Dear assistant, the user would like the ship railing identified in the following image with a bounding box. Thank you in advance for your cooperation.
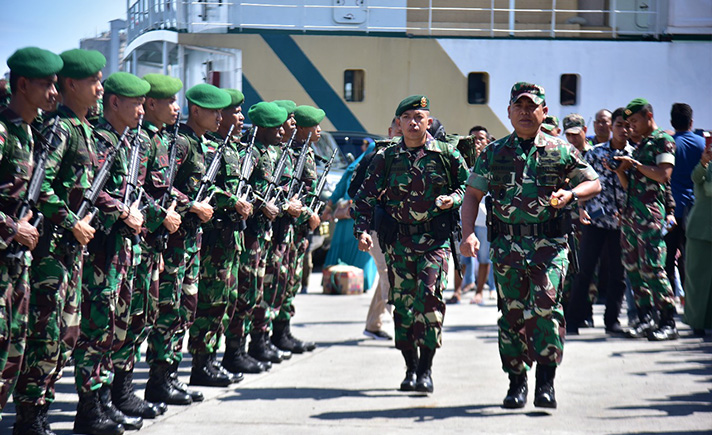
[127,0,666,43]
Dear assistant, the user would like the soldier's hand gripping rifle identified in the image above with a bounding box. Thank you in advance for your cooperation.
[120,116,144,244]
[62,126,130,254]
[3,116,61,266]
[234,126,258,203]
[154,123,180,251]
[308,148,338,215]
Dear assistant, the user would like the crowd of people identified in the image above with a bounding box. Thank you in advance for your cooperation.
[0,44,710,435]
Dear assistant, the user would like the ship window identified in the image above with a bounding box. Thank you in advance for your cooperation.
[344,70,365,102]
[467,72,488,104]
[560,74,579,106]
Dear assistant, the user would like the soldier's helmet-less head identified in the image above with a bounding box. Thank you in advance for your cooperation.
[509,82,546,106]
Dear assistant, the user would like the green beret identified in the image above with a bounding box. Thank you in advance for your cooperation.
[7,47,63,78]
[294,105,325,127]
[395,95,430,117]
[510,82,545,106]
[248,101,288,128]
[143,74,183,99]
[624,98,650,119]
[185,83,231,109]
[103,72,150,98]
[272,100,296,114]
[224,89,245,107]
[59,49,106,79]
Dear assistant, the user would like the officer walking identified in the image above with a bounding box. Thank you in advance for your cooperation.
[460,82,600,409]
[353,95,468,394]
[0,46,62,420]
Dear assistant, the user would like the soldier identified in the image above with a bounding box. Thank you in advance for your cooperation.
[612,98,679,341]
[222,102,285,368]
[107,74,185,421]
[188,88,252,386]
[12,48,106,435]
[0,47,62,420]
[541,115,561,136]
[353,95,468,394]
[144,83,227,405]
[74,71,148,433]
[460,82,600,409]
[272,105,323,354]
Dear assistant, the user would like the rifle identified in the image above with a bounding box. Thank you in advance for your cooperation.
[120,116,144,244]
[235,126,258,202]
[450,213,463,279]
[308,147,338,215]
[284,132,312,202]
[154,122,180,251]
[62,126,130,254]
[3,116,61,267]
[261,130,295,204]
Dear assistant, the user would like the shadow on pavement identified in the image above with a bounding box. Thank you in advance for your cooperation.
[220,386,403,402]
[312,403,555,421]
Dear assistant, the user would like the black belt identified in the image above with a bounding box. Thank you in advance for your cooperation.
[489,215,569,238]
[397,220,433,236]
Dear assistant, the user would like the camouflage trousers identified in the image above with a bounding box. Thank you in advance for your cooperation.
[383,240,449,351]
[256,223,293,332]
[188,227,240,355]
[14,245,82,405]
[0,260,30,411]
[111,242,149,372]
[277,230,309,322]
[147,227,201,366]
[224,229,267,340]
[620,220,674,313]
[492,236,568,375]
[74,232,132,393]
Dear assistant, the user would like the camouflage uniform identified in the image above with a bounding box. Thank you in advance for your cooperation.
[14,105,107,406]
[621,128,676,317]
[147,123,209,366]
[74,117,159,393]
[0,109,35,409]
[353,135,468,351]
[468,132,597,374]
[188,132,248,356]
[111,120,181,373]
[223,140,278,342]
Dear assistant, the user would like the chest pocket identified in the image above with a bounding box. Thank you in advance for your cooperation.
[423,158,447,189]
[13,143,32,182]
[491,168,514,201]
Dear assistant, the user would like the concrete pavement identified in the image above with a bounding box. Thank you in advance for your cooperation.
[2,272,711,435]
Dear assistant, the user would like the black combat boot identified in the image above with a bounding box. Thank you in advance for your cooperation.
[168,360,204,402]
[533,364,557,409]
[271,320,304,354]
[145,362,192,405]
[625,307,655,338]
[209,351,244,383]
[73,390,125,435]
[266,335,292,360]
[40,402,57,435]
[399,349,418,392]
[248,331,282,364]
[189,353,232,387]
[284,320,316,352]
[415,347,435,393]
[13,402,47,435]
[112,367,160,419]
[98,385,143,430]
[502,372,528,409]
[648,307,679,341]
[222,336,267,374]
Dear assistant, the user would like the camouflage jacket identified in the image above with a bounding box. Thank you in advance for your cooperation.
[292,140,318,226]
[173,123,213,208]
[245,140,280,233]
[37,105,122,234]
[93,117,163,233]
[623,128,676,228]
[468,131,598,225]
[0,108,35,250]
[144,122,192,219]
[204,131,257,217]
[353,134,468,251]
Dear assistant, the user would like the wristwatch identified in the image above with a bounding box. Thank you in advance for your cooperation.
[569,190,579,204]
